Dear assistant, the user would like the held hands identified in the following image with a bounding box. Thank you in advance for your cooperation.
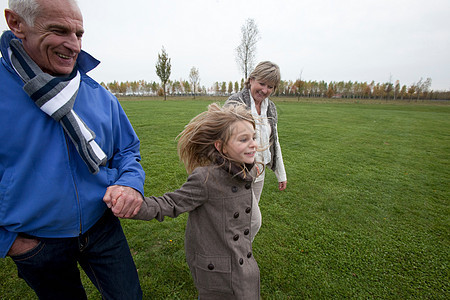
[103,185,143,218]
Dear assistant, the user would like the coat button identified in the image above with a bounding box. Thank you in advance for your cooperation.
[231,186,238,193]
[245,207,251,214]
[239,258,244,265]
[234,212,239,218]
[247,252,252,258]
[245,183,251,189]
[233,234,239,241]
[208,263,214,270]
[244,229,250,235]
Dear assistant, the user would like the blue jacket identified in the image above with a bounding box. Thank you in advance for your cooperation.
[0,31,145,257]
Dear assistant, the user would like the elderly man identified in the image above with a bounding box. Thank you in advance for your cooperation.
[1,0,145,298]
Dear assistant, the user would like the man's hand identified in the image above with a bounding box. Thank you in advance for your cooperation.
[103,185,143,218]
[7,235,40,257]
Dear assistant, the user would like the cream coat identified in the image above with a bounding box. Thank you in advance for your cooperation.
[134,165,260,299]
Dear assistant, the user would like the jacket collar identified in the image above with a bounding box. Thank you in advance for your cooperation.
[215,156,254,182]
[1,30,100,74]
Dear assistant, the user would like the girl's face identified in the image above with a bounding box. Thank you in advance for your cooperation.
[222,120,257,164]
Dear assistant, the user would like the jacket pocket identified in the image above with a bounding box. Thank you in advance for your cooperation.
[194,253,233,294]
[10,240,44,261]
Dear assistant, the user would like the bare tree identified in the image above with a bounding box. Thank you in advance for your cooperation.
[155,46,171,100]
[295,69,304,101]
[415,78,424,100]
[235,18,260,80]
[189,67,200,99]
[421,77,432,99]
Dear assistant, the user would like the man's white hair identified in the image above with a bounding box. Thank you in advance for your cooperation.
[8,0,78,26]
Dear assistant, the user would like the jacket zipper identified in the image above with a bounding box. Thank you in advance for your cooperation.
[64,132,83,235]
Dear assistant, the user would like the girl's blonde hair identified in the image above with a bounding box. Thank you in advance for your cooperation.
[177,102,255,174]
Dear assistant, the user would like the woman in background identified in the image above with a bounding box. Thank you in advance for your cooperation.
[227,61,287,241]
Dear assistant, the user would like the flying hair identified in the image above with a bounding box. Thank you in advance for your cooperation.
[177,102,256,174]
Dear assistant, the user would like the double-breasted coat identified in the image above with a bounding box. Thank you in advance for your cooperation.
[134,164,260,299]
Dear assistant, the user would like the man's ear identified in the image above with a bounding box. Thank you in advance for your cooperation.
[5,9,27,39]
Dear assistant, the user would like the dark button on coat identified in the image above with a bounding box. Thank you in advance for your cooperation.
[134,165,260,299]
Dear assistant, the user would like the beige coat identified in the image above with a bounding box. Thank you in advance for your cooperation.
[134,165,260,299]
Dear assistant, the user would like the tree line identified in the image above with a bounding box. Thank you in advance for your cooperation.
[284,77,449,100]
[102,19,449,101]
[101,77,450,101]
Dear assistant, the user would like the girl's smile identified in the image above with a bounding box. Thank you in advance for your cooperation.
[223,120,257,164]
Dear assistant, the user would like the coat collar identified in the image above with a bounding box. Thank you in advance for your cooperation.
[215,156,254,182]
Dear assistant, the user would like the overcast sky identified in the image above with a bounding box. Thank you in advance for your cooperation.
[1,0,449,90]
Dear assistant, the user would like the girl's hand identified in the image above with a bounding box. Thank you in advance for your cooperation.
[278,181,287,191]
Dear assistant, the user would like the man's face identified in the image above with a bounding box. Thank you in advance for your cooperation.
[21,0,84,75]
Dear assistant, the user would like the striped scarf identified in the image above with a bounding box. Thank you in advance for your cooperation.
[8,39,107,174]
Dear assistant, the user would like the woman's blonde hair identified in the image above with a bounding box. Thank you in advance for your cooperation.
[245,61,281,91]
[177,102,255,174]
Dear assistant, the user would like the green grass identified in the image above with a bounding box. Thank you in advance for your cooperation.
[1,97,449,299]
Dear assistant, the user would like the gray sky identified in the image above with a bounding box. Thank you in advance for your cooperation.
[1,0,449,90]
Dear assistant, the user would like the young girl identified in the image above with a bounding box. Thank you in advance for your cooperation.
[124,103,260,299]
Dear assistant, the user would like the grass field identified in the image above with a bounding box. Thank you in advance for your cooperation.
[1,97,449,299]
